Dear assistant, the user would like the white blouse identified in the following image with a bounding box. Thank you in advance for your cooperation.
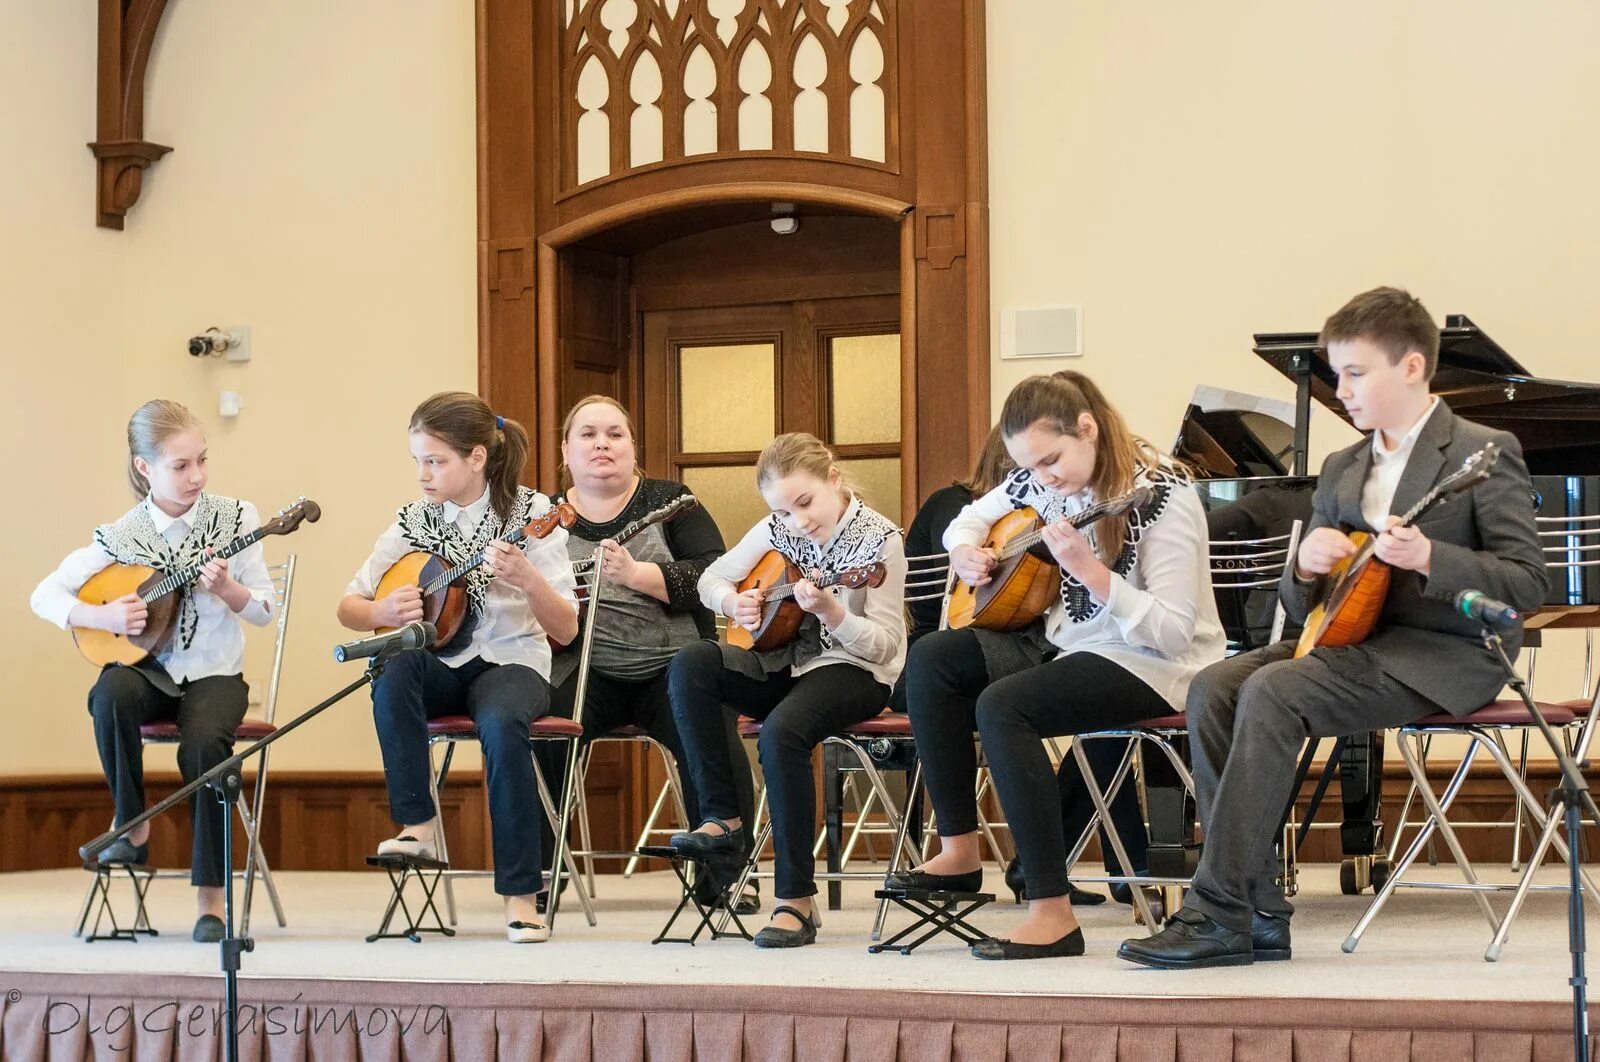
[346,486,578,680]
[700,496,908,688]
[32,497,276,684]
[943,470,1225,712]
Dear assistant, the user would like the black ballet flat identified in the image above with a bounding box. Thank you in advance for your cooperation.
[1003,857,1106,906]
[192,915,225,943]
[98,838,150,867]
[669,817,746,858]
[885,867,984,894]
[970,927,1085,960]
[752,904,818,949]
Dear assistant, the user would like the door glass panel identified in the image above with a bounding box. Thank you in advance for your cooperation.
[829,333,900,445]
[839,457,901,527]
[682,464,769,549]
[680,343,775,453]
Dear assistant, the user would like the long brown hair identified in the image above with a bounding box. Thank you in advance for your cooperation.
[409,391,530,518]
[955,424,1013,496]
[999,371,1159,565]
[126,399,202,499]
[558,394,639,491]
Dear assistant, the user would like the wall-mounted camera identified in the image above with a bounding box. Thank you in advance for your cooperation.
[187,326,251,362]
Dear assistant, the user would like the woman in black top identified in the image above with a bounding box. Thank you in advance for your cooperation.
[535,396,756,908]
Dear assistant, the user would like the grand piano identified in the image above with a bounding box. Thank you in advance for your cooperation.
[1173,314,1600,893]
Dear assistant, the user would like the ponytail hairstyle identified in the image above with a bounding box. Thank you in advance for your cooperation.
[558,394,640,491]
[127,399,203,499]
[955,424,1014,497]
[756,432,856,503]
[409,391,530,518]
[999,371,1161,566]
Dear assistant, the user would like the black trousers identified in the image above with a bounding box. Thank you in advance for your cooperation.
[1184,640,1436,931]
[905,629,1168,900]
[533,664,756,868]
[370,649,550,897]
[667,641,888,899]
[88,665,248,887]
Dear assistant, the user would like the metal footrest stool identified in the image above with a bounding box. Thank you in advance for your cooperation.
[365,853,454,943]
[869,885,995,955]
[638,845,753,946]
[77,861,158,942]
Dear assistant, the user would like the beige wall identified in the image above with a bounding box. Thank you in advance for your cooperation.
[5,1,1596,782]
[987,0,1600,712]
[0,0,476,776]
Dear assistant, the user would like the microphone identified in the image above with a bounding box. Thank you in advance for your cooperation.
[333,621,436,663]
[1454,590,1522,632]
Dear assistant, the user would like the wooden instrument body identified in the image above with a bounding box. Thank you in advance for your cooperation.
[727,551,806,652]
[375,551,469,649]
[1294,531,1390,657]
[945,507,1060,631]
[72,564,181,667]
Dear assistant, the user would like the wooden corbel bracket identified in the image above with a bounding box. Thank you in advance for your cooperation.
[89,0,173,230]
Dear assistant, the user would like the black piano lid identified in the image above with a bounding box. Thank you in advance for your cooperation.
[1253,314,1600,475]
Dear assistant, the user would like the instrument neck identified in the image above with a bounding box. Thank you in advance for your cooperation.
[423,526,526,596]
[145,527,266,602]
[764,568,849,602]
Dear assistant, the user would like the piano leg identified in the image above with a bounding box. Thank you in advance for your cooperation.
[1337,731,1392,894]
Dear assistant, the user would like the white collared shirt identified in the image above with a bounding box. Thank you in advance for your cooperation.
[1360,396,1441,532]
[346,486,577,679]
[32,497,276,683]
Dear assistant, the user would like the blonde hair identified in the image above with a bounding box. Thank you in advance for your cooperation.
[409,391,530,518]
[1000,372,1160,565]
[559,394,639,490]
[756,432,857,500]
[127,399,202,499]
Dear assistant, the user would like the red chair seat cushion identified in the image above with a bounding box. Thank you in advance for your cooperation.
[1135,713,1189,731]
[1408,698,1577,729]
[424,714,584,739]
[141,720,277,742]
[737,715,762,737]
[602,724,651,738]
[842,713,914,737]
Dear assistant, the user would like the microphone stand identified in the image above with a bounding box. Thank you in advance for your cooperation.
[78,653,395,1062]
[1480,624,1596,1062]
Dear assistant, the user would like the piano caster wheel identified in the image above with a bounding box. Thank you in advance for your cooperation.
[1370,859,1392,892]
[1339,857,1376,895]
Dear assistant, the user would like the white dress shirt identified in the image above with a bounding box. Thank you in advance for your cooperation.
[1360,396,1441,533]
[32,497,276,683]
[700,496,908,688]
[346,486,578,680]
[943,473,1226,713]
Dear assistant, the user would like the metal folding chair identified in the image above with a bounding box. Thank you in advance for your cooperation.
[410,548,605,933]
[75,554,298,941]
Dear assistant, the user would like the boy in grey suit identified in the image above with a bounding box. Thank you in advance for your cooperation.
[1120,287,1548,969]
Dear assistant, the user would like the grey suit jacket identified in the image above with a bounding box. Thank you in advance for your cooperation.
[1279,400,1548,715]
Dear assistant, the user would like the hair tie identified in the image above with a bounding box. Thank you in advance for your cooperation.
[495,416,505,430]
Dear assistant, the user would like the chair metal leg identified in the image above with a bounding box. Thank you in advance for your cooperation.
[1343,735,1493,952]
[1071,739,1157,928]
[624,780,675,878]
[535,740,597,928]
[872,761,923,941]
[1510,728,1531,872]
[973,768,1009,866]
[575,746,598,897]
[428,742,458,926]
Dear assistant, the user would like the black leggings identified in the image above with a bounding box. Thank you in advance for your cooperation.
[905,628,1169,899]
[668,641,888,899]
[534,664,756,867]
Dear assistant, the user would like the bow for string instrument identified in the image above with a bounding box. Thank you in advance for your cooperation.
[373,501,577,652]
[727,553,889,652]
[945,485,1157,631]
[1294,442,1500,658]
[72,498,322,668]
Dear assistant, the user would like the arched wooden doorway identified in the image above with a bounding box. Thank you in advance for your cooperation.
[477,0,989,859]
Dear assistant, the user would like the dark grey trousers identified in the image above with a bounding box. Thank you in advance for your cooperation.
[1185,640,1437,931]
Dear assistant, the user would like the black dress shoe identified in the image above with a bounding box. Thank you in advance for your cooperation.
[192,915,225,943]
[669,818,746,858]
[534,875,570,914]
[693,863,761,915]
[885,867,983,894]
[98,838,150,866]
[752,904,818,948]
[1116,908,1253,970]
[1252,910,1291,961]
[971,927,1085,960]
[1002,857,1105,906]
